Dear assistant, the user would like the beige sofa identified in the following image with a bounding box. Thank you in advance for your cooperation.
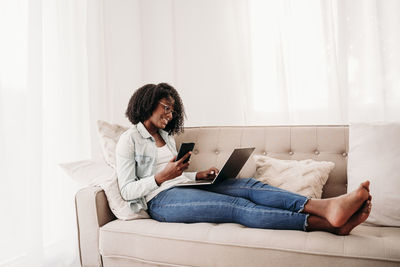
[75,126,400,267]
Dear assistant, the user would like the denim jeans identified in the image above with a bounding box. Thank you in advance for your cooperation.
[147,178,310,231]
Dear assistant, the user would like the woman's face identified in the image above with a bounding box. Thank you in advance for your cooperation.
[148,97,175,130]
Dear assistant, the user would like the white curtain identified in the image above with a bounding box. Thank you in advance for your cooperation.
[245,0,400,125]
[340,0,400,123]
[247,0,344,125]
[1,1,399,266]
[0,0,94,266]
[117,0,400,127]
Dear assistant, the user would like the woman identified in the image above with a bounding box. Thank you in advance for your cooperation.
[116,83,372,235]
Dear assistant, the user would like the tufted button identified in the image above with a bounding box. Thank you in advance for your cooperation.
[289,151,294,155]
[215,150,220,155]
[314,150,320,155]
[262,151,267,156]
[342,152,347,157]
[193,149,199,155]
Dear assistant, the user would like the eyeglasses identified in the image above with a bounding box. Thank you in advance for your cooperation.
[158,101,176,116]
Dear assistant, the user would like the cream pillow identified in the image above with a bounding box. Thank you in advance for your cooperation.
[97,120,128,168]
[347,122,400,227]
[59,159,113,186]
[60,159,149,220]
[101,171,150,220]
[253,155,335,198]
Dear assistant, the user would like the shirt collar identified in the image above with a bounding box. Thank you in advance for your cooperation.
[159,128,170,140]
[137,121,170,140]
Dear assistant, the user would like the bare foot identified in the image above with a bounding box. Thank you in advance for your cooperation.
[361,180,370,192]
[326,181,370,227]
[335,200,372,235]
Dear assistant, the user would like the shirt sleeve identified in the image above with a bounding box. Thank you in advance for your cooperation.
[116,132,159,201]
[183,171,197,181]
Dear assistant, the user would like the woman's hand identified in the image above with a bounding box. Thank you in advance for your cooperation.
[155,152,191,185]
[196,167,219,180]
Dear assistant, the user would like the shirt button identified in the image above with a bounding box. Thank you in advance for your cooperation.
[193,149,199,155]
[342,152,347,157]
[215,150,220,155]
[289,151,294,155]
[314,150,320,155]
[262,151,267,155]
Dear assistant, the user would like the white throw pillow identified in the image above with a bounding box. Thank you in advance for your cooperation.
[347,123,400,227]
[97,120,128,168]
[60,159,149,220]
[59,159,114,186]
[253,155,335,198]
[101,172,150,220]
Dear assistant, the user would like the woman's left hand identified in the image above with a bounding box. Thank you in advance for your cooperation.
[196,167,219,180]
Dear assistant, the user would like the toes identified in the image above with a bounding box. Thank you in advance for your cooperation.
[361,180,370,191]
[362,205,369,213]
[363,200,372,213]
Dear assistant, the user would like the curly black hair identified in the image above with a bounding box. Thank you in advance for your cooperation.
[125,83,185,135]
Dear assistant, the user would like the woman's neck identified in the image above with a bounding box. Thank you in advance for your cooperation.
[143,120,158,136]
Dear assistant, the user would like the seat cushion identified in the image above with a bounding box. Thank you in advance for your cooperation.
[99,219,400,267]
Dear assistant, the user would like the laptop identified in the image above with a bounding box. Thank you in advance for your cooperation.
[175,147,255,186]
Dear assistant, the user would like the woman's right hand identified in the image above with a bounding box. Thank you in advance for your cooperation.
[155,152,191,185]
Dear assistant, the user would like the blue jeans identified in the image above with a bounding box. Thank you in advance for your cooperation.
[147,178,310,231]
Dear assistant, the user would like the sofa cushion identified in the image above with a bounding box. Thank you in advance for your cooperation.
[99,219,400,266]
[253,155,334,198]
[97,120,129,168]
[347,123,400,227]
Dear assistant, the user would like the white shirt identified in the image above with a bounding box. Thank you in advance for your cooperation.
[145,144,192,202]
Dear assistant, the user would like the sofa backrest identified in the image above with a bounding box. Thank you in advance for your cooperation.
[175,126,349,199]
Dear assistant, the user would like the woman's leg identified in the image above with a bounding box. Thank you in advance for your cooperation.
[148,187,308,230]
[202,178,309,213]
[203,178,371,228]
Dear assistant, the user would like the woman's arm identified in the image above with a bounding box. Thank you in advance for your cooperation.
[154,153,191,185]
[195,167,219,180]
[168,135,198,181]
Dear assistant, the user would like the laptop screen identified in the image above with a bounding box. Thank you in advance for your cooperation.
[215,147,255,181]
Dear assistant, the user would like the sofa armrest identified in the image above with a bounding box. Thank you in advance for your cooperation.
[75,186,116,267]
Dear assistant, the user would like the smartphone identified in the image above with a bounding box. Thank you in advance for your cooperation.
[176,142,195,163]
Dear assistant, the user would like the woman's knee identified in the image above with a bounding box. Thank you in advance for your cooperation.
[148,207,167,222]
[241,177,263,187]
